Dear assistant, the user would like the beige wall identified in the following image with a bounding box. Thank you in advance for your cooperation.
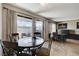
[58,19,79,34]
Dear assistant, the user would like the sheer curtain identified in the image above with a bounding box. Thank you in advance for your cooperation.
[44,20,49,40]
[2,8,17,41]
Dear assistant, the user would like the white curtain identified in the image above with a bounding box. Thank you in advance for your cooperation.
[2,8,17,41]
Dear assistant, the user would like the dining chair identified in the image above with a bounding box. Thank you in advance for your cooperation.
[10,33,26,53]
[9,33,19,42]
[10,33,33,55]
[0,40,17,56]
[53,32,59,41]
[21,33,27,38]
[1,40,30,56]
[0,40,7,56]
[35,39,52,56]
[34,32,41,37]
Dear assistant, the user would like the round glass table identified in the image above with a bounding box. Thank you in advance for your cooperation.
[18,37,44,55]
[18,37,44,48]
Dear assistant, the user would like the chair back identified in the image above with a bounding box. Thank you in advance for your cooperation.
[2,41,18,56]
[53,32,58,40]
[0,40,6,56]
[0,40,18,56]
[34,32,41,37]
[21,33,27,38]
[36,39,52,56]
[43,39,52,49]
[2,41,18,49]
[42,39,52,52]
[9,33,19,42]
[0,40,4,47]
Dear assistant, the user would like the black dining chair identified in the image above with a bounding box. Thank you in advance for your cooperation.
[35,39,52,56]
[21,33,27,38]
[53,32,59,41]
[9,33,22,53]
[9,33,26,55]
[0,40,17,56]
[0,40,31,56]
[34,32,41,37]
[9,33,19,42]
[0,40,8,56]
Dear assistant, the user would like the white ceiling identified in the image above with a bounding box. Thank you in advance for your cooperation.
[10,3,79,22]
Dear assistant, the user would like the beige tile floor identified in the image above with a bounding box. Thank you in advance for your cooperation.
[50,39,79,56]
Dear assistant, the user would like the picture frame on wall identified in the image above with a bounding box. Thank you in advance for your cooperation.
[77,22,79,29]
[58,23,67,29]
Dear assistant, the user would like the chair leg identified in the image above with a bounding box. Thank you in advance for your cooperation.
[27,48,32,55]
[31,49,36,56]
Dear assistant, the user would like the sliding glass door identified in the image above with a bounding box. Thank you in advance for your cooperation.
[17,15,32,38]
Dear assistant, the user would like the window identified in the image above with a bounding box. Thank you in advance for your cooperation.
[17,15,32,38]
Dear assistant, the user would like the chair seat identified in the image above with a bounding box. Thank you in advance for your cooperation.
[36,47,50,56]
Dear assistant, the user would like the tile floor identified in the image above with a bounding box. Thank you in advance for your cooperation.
[50,39,79,56]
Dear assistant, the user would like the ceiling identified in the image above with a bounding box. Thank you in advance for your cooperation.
[10,3,79,22]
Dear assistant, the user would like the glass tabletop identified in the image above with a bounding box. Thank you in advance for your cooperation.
[18,37,44,48]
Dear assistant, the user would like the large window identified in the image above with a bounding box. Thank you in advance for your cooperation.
[17,15,32,38]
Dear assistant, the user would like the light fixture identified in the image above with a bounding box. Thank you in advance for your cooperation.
[40,3,48,6]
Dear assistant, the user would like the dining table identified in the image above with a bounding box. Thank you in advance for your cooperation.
[17,37,44,55]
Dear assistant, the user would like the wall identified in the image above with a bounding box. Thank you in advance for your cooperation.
[0,3,2,39]
[58,19,79,34]
[0,3,2,56]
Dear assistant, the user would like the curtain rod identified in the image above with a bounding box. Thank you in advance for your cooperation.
[17,15,32,19]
